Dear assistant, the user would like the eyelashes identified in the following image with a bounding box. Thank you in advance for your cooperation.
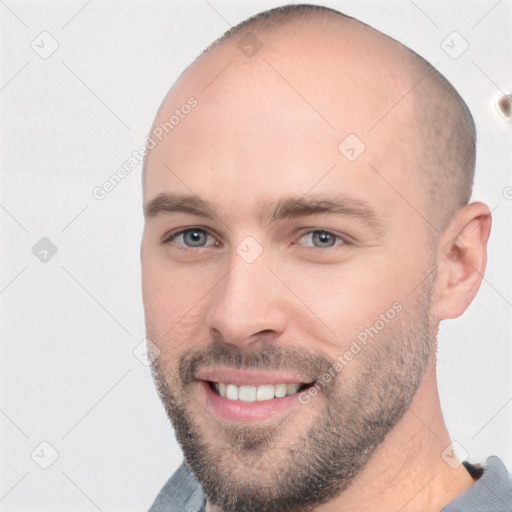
[295,230,346,249]
[163,228,218,248]
[162,227,350,250]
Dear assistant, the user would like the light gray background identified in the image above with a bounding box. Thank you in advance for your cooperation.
[1,0,511,510]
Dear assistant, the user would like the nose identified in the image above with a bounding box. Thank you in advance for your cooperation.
[205,247,288,349]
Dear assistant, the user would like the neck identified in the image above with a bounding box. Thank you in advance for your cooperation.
[207,362,476,512]
[314,361,475,512]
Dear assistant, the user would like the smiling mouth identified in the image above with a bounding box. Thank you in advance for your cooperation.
[207,381,312,402]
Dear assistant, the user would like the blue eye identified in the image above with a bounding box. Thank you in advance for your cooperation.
[163,228,346,250]
[298,230,344,248]
[165,228,216,248]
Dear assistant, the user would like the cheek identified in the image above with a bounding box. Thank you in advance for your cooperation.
[293,255,401,322]
[281,253,410,367]
[141,260,210,354]
[142,255,191,317]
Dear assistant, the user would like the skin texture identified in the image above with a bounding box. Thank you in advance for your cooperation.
[140,11,491,512]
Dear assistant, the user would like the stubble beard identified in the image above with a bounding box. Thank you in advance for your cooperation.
[149,272,437,512]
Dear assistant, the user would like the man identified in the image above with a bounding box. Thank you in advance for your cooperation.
[140,4,511,511]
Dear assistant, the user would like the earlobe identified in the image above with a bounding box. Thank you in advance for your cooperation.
[430,202,492,321]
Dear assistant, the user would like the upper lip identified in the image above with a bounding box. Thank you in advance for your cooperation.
[196,368,315,387]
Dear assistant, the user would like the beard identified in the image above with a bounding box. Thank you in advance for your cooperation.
[148,270,438,512]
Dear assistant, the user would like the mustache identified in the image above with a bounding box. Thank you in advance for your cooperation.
[179,343,335,387]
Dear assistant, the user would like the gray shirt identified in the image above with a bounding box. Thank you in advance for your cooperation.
[148,455,512,511]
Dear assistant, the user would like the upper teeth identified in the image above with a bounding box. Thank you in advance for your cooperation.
[214,383,303,402]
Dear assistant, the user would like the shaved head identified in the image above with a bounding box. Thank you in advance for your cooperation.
[143,3,475,235]
[214,4,476,233]
[141,6,490,511]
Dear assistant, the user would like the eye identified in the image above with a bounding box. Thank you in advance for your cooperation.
[163,228,217,248]
[297,230,345,248]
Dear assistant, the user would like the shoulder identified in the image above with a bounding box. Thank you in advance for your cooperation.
[148,461,205,512]
[442,455,512,512]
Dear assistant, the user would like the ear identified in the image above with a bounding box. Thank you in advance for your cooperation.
[430,202,492,321]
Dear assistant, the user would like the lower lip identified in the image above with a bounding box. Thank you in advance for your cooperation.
[197,380,310,423]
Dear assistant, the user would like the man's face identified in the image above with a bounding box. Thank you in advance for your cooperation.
[141,24,438,512]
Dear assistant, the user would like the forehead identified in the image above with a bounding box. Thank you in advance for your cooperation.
[143,19,423,222]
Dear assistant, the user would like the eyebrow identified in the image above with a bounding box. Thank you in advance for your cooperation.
[144,193,217,220]
[260,195,382,231]
[144,192,383,232]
